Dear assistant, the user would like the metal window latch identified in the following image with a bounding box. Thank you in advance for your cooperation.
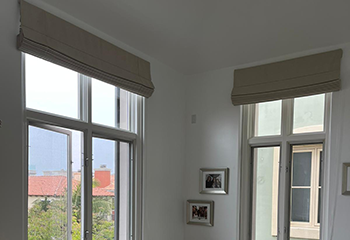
[84,230,89,239]
[83,157,89,167]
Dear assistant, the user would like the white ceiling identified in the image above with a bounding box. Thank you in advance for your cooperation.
[37,0,350,75]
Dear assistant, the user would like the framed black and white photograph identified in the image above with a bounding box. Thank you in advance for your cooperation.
[186,200,214,227]
[200,168,229,194]
[342,163,350,195]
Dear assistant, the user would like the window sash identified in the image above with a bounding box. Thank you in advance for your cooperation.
[24,54,144,240]
[239,94,331,240]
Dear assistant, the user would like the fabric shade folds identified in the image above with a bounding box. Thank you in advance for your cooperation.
[17,1,154,98]
[231,49,343,105]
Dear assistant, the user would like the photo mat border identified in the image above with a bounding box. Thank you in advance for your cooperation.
[186,200,214,227]
[200,168,229,195]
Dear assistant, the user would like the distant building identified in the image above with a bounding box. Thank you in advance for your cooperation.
[28,166,115,209]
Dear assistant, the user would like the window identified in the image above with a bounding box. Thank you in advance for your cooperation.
[25,54,143,240]
[271,145,323,239]
[240,93,329,240]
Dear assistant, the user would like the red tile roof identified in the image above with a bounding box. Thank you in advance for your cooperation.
[29,176,114,197]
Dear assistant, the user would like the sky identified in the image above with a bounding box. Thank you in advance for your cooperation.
[26,54,130,176]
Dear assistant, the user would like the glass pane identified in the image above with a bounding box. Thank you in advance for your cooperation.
[92,138,131,240]
[292,152,312,186]
[293,94,325,134]
[26,54,79,119]
[253,147,280,240]
[255,100,282,136]
[92,79,130,131]
[28,125,83,240]
[291,188,310,222]
[93,138,116,239]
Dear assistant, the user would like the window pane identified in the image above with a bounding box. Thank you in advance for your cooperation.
[291,189,310,222]
[292,152,312,186]
[255,100,282,136]
[28,125,83,239]
[293,94,325,134]
[92,79,130,131]
[92,138,131,240]
[93,138,116,239]
[253,147,280,239]
[26,54,79,119]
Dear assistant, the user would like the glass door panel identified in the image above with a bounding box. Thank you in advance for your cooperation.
[252,146,280,240]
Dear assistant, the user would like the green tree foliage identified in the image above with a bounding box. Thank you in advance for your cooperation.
[28,183,115,240]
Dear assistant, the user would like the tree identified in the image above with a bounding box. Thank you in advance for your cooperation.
[28,182,115,240]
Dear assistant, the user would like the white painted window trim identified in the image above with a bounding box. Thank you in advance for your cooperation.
[238,93,331,240]
[22,53,144,240]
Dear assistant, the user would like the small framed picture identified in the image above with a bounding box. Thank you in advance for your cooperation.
[200,168,229,194]
[342,163,350,195]
[186,200,214,227]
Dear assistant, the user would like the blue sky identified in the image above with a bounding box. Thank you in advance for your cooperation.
[29,126,116,176]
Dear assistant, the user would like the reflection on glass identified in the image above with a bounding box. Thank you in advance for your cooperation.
[26,54,79,119]
[292,152,312,186]
[255,100,282,136]
[28,125,83,240]
[291,189,310,222]
[92,79,130,131]
[293,94,325,134]
[253,147,280,240]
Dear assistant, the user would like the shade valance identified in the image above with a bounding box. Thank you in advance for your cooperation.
[231,49,343,105]
[17,1,154,98]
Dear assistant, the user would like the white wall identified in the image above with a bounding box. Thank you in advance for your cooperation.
[326,43,350,240]
[0,1,24,239]
[184,68,240,240]
[0,1,187,240]
[184,43,350,240]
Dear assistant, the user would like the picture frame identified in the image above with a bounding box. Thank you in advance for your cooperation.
[186,200,214,227]
[342,163,350,195]
[200,168,229,194]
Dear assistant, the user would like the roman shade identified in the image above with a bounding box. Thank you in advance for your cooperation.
[231,49,343,105]
[17,1,154,98]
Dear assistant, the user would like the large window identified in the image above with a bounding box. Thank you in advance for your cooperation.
[25,54,143,240]
[240,94,329,240]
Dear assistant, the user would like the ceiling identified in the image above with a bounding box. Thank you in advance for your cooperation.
[35,0,350,75]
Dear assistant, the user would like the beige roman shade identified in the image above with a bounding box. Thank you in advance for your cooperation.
[17,1,154,98]
[231,49,343,105]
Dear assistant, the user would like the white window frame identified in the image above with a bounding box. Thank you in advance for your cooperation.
[238,94,331,240]
[22,54,145,240]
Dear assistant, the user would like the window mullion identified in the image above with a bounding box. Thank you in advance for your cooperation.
[67,132,73,240]
[84,77,93,240]
[278,99,293,240]
[83,129,93,240]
